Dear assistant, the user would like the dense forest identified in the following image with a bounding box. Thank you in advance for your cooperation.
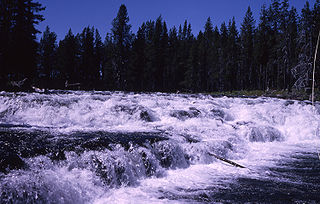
[1,0,320,93]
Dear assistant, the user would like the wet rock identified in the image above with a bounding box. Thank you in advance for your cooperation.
[139,150,159,177]
[248,126,283,142]
[181,134,201,143]
[139,108,159,122]
[47,149,66,161]
[0,129,169,163]
[236,121,253,126]
[112,105,135,114]
[0,152,25,173]
[211,109,225,118]
[210,108,233,121]
[112,105,159,122]
[170,107,201,121]
[152,141,189,169]
[284,100,295,106]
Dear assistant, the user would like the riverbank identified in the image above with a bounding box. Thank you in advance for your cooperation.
[209,89,319,102]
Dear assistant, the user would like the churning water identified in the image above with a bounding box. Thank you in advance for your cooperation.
[0,91,319,203]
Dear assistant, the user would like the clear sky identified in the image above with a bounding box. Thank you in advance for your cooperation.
[36,0,316,41]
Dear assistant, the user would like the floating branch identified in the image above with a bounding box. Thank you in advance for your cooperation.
[208,152,246,168]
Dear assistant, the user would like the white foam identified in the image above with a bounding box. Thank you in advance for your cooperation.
[1,92,320,203]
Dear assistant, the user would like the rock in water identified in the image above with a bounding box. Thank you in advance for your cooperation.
[0,152,25,173]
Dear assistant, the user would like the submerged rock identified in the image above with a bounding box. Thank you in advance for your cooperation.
[248,126,283,142]
[0,129,169,174]
[0,152,25,173]
[152,141,189,169]
[112,104,159,122]
[210,108,233,121]
[170,107,201,121]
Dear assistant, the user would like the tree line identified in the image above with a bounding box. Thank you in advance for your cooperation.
[1,0,320,92]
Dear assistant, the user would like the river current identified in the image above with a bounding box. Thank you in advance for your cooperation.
[0,91,319,203]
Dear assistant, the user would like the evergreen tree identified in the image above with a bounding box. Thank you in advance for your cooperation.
[2,1,318,93]
[277,0,290,89]
[198,17,218,92]
[313,0,320,89]
[38,26,57,88]
[219,22,228,91]
[129,23,147,91]
[103,33,116,89]
[94,29,104,86]
[292,1,313,89]
[0,0,15,86]
[176,20,193,90]
[184,34,200,92]
[255,4,272,90]
[0,0,44,85]
[226,17,240,91]
[79,26,96,88]
[111,4,133,90]
[161,21,170,91]
[240,6,255,90]
[267,0,282,89]
[285,5,298,91]
[151,16,164,91]
[144,20,156,91]
[167,26,179,91]
[57,29,80,85]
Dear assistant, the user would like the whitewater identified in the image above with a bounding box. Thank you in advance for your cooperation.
[0,91,319,203]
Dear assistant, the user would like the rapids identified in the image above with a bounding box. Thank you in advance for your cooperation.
[0,91,319,203]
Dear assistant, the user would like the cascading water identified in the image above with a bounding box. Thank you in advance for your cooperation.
[0,91,319,203]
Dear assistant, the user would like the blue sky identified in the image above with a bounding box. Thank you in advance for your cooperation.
[37,0,316,40]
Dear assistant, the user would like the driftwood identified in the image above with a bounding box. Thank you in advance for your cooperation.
[208,152,246,168]
[65,80,81,88]
[9,78,28,88]
[31,86,45,93]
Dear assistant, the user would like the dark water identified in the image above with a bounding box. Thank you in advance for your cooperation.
[0,91,320,203]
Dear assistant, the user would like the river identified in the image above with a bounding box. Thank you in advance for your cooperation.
[0,91,319,203]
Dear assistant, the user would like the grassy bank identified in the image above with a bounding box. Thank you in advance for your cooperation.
[209,89,320,102]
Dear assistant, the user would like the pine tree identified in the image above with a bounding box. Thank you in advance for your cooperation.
[277,0,290,89]
[199,17,217,92]
[313,0,320,89]
[111,4,133,90]
[226,17,240,91]
[57,29,80,85]
[144,20,156,91]
[161,21,170,91]
[151,16,164,91]
[0,0,44,85]
[167,26,179,91]
[94,29,104,87]
[38,26,57,88]
[292,1,313,90]
[285,5,298,91]
[255,4,272,90]
[240,6,255,90]
[219,22,228,91]
[267,0,282,89]
[0,0,15,86]
[176,20,193,90]
[184,34,200,92]
[103,33,116,89]
[129,23,147,91]
[79,26,96,88]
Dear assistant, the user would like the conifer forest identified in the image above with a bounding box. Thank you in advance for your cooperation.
[1,0,320,93]
[1,1,320,203]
